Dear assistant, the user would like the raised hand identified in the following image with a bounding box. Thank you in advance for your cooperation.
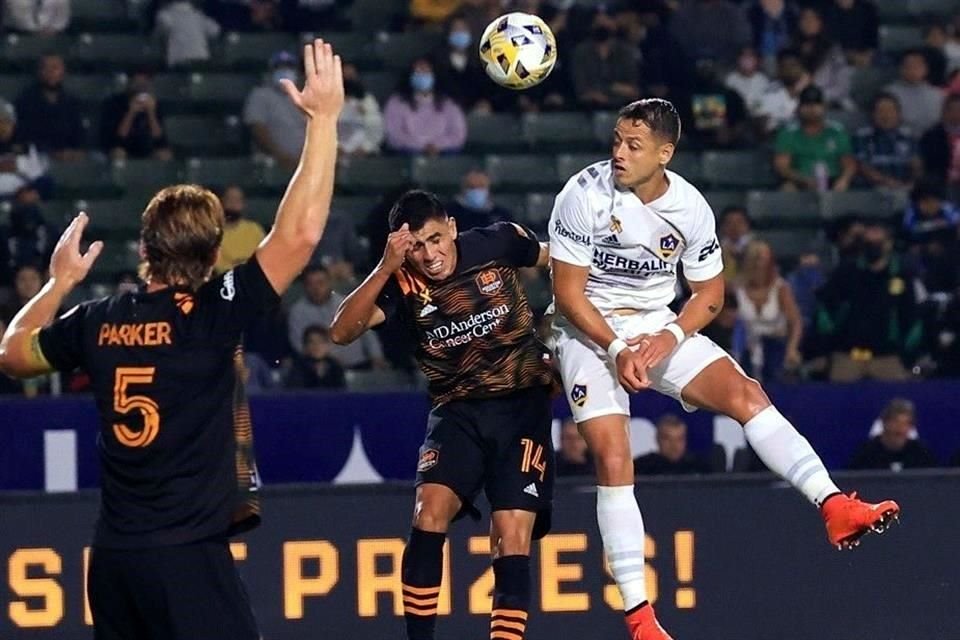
[280,38,344,119]
[50,212,103,289]
[380,223,414,273]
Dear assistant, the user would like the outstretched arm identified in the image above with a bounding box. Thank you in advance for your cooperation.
[256,38,344,295]
[0,213,103,378]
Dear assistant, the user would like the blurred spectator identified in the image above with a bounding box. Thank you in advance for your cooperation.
[824,0,878,67]
[215,185,265,274]
[735,241,803,381]
[849,398,937,470]
[791,6,853,110]
[446,168,514,230]
[311,214,366,290]
[676,58,750,149]
[853,92,921,190]
[945,15,960,75]
[719,205,753,279]
[0,186,55,285]
[114,271,139,295]
[14,55,85,160]
[755,48,812,134]
[745,0,799,68]
[2,0,69,34]
[725,46,773,118]
[571,12,640,109]
[243,51,306,171]
[933,290,960,377]
[338,63,384,157]
[100,68,173,161]
[885,50,946,136]
[631,5,690,100]
[284,325,347,390]
[635,414,711,476]
[918,94,960,201]
[288,265,387,370]
[787,252,826,329]
[774,86,856,191]
[701,291,746,360]
[828,214,867,265]
[555,418,594,477]
[0,263,43,322]
[280,0,344,31]
[669,0,750,68]
[901,179,960,294]
[433,16,489,113]
[155,0,221,69]
[208,0,280,31]
[0,318,23,394]
[0,102,50,201]
[383,58,467,155]
[921,24,949,87]
[456,0,499,40]
[816,221,923,382]
[409,0,461,24]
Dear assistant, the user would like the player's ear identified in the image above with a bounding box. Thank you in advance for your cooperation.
[658,141,675,167]
[448,216,457,239]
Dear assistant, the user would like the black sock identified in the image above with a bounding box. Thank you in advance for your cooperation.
[490,555,530,640]
[401,527,445,640]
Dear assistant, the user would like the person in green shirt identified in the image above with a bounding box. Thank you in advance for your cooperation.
[773,85,857,191]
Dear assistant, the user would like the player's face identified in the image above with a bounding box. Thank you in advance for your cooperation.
[881,414,913,451]
[611,119,674,191]
[872,98,900,130]
[407,217,458,281]
[656,424,687,463]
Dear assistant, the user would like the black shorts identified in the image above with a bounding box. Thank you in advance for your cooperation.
[416,384,555,539]
[88,538,259,640]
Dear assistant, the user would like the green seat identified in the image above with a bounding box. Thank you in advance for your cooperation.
[878,26,924,52]
[702,150,778,189]
[486,154,560,192]
[746,191,822,226]
[0,74,32,99]
[375,32,443,71]
[850,67,897,112]
[523,112,597,151]
[112,159,185,193]
[703,191,747,216]
[669,151,704,186]
[50,160,120,199]
[820,190,902,221]
[592,111,618,146]
[76,198,145,234]
[70,34,163,71]
[466,113,524,153]
[165,115,246,156]
[336,156,411,193]
[362,70,401,103]
[331,195,380,219]
[64,74,120,106]
[324,32,377,68]
[523,192,557,229]
[411,155,483,191]
[348,0,408,33]
[759,229,824,261]
[221,33,299,71]
[71,0,132,32]
[1,34,73,72]
[556,153,608,181]
[185,157,260,191]
[185,73,256,110]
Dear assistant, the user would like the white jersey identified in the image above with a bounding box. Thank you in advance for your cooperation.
[548,160,723,314]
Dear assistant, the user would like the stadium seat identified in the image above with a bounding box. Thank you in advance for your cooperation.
[465,113,525,153]
[324,32,377,68]
[703,191,747,215]
[64,74,121,106]
[523,192,557,229]
[522,112,597,151]
[50,159,121,199]
[760,229,824,261]
[556,153,608,181]
[374,31,443,71]
[71,0,132,32]
[345,369,416,391]
[185,73,256,111]
[0,74,31,99]
[360,70,400,103]
[221,33,300,71]
[88,243,140,281]
[670,151,704,185]
[165,115,246,156]
[746,190,821,225]
[112,159,185,193]
[702,150,778,189]
[878,26,924,52]
[850,66,898,112]
[820,190,904,221]
[336,156,411,193]
[244,197,281,227]
[495,193,528,221]
[827,109,869,133]
[70,34,163,70]
[592,111,617,146]
[347,0,408,33]
[77,198,145,234]
[1,34,73,72]
[485,154,559,192]
[331,195,380,220]
[185,157,260,191]
[412,154,484,191]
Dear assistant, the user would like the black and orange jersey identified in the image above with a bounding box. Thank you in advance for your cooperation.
[37,257,279,549]
[377,222,555,406]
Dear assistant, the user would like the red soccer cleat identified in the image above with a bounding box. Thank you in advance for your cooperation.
[625,604,674,640]
[821,492,901,550]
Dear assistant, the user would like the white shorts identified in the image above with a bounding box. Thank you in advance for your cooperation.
[552,308,731,423]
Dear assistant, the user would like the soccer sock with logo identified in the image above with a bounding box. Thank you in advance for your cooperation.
[743,406,840,506]
[490,555,531,640]
[596,485,648,611]
[401,527,445,640]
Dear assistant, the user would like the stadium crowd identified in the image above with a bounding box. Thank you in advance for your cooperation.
[0,0,959,467]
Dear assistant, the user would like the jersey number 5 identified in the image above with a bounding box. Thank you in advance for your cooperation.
[520,438,546,482]
[113,367,161,447]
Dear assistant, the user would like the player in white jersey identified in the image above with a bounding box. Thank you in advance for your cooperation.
[548,99,901,640]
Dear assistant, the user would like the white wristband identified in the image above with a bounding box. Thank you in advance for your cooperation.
[663,322,686,345]
[606,338,628,361]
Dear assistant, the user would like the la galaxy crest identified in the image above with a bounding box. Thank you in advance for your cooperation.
[659,233,680,259]
[570,384,588,408]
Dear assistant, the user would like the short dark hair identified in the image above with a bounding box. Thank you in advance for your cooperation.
[302,324,330,344]
[777,47,802,63]
[880,398,915,424]
[617,98,681,145]
[302,264,329,279]
[388,189,448,232]
[900,48,927,64]
[656,413,686,430]
[872,91,901,111]
[720,205,750,224]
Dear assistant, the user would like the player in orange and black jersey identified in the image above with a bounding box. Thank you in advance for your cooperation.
[331,190,556,640]
[0,40,344,640]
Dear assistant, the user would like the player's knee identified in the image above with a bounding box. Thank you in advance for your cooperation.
[412,500,454,533]
[733,377,770,423]
[495,532,531,558]
[592,450,633,485]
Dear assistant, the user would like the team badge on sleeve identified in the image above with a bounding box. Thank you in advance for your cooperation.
[659,233,681,258]
[476,269,504,296]
[417,448,440,472]
[570,384,588,408]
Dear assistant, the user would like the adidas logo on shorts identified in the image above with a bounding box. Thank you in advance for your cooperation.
[523,483,539,498]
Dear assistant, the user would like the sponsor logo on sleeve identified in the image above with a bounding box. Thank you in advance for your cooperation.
[553,219,591,246]
[220,270,236,301]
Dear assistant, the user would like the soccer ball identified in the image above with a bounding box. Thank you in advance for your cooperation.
[478,12,557,90]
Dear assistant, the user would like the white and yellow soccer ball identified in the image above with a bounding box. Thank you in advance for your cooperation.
[478,12,557,90]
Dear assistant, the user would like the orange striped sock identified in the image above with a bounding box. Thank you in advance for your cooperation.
[490,555,530,640]
[402,528,445,640]
[490,608,528,640]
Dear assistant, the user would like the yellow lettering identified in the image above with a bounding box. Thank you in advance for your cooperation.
[283,541,339,620]
[356,538,451,618]
[97,325,109,345]
[540,533,589,612]
[8,548,64,628]
[468,536,494,614]
[157,322,172,345]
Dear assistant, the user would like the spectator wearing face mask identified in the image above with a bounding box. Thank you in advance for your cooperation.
[433,16,490,112]
[446,169,514,230]
[0,186,56,287]
[243,50,307,170]
[383,58,467,155]
[571,12,640,109]
[215,184,266,274]
[338,63,384,157]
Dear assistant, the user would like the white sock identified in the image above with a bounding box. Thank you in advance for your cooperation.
[597,485,647,611]
[743,406,840,506]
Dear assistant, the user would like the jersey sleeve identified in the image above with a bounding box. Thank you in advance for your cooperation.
[680,196,723,282]
[375,275,404,322]
[37,302,91,372]
[547,179,593,267]
[486,221,541,268]
[197,254,281,337]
